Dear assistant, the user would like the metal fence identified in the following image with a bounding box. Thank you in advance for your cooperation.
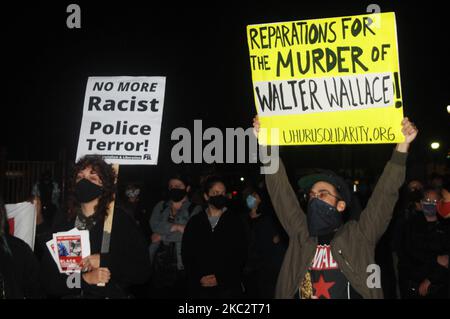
[1,161,58,204]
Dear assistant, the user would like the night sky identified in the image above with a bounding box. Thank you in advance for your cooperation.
[2,0,449,192]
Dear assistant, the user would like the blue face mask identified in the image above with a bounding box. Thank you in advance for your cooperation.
[422,202,437,217]
[246,195,257,210]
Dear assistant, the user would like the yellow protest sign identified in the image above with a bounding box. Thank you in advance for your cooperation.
[247,12,404,145]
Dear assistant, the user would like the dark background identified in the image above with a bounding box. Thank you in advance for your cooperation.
[2,0,449,197]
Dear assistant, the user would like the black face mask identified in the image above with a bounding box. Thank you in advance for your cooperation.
[168,188,187,202]
[208,195,228,210]
[74,178,103,203]
[307,198,343,237]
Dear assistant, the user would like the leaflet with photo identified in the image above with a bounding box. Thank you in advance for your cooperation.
[47,228,91,274]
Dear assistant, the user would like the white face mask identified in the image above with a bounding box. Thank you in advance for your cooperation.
[125,188,140,199]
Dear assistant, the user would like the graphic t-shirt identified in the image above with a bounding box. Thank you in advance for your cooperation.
[309,243,349,299]
[298,234,362,299]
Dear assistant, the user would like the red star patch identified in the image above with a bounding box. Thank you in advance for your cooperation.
[313,275,335,299]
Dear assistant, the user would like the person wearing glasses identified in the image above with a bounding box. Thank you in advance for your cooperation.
[253,116,418,299]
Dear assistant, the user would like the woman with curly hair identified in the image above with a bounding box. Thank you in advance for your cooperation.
[39,155,151,298]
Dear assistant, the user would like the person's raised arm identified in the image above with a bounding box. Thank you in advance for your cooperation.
[253,116,308,239]
[356,117,418,244]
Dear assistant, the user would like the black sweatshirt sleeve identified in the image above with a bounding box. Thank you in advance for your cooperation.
[104,209,151,287]
[17,239,43,298]
[215,216,248,288]
[181,216,202,286]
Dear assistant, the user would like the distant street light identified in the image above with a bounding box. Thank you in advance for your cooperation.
[431,142,440,150]
[240,177,245,182]
[447,105,450,114]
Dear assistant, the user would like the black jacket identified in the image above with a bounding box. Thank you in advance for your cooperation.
[243,212,286,273]
[39,207,151,298]
[0,235,42,299]
[181,209,247,298]
[398,211,449,290]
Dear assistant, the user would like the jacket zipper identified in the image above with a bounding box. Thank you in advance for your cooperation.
[336,248,369,299]
[211,215,222,232]
[337,249,355,273]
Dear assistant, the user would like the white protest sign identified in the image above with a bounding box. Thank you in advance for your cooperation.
[76,76,166,165]
[6,201,37,250]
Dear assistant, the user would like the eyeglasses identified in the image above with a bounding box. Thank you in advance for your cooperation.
[308,190,342,201]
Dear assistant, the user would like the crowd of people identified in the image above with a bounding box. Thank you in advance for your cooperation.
[0,117,449,299]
